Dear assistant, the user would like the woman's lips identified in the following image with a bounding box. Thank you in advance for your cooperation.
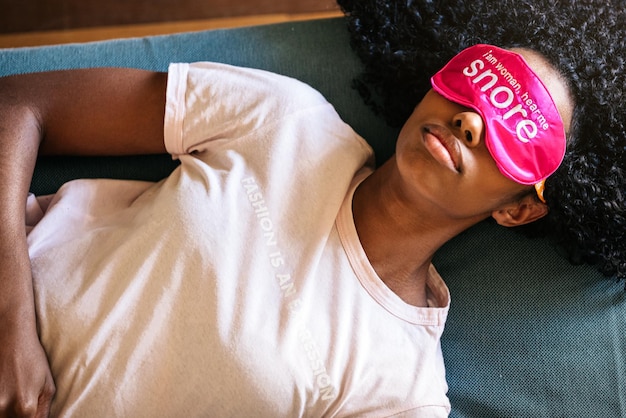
[422,125,462,173]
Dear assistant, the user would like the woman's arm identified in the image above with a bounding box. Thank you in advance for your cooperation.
[10,68,168,156]
[0,68,167,417]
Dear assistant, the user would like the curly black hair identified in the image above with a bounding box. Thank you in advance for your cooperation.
[337,0,626,280]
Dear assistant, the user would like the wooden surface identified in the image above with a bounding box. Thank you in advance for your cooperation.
[0,11,343,48]
[0,0,340,33]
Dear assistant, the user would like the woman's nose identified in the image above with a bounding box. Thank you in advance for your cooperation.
[453,112,485,147]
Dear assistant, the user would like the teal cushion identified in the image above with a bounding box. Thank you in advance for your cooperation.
[1,17,624,417]
[435,221,625,417]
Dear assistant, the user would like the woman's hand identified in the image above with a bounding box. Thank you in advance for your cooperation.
[0,310,55,418]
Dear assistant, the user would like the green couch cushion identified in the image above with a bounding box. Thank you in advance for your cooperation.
[435,221,625,417]
[1,17,624,417]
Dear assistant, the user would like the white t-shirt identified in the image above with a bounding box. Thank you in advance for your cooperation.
[27,62,451,417]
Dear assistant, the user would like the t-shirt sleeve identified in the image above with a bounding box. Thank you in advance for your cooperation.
[164,62,331,157]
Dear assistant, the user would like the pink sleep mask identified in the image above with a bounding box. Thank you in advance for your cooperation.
[430,44,566,185]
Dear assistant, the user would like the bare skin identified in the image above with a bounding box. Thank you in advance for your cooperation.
[0,48,572,416]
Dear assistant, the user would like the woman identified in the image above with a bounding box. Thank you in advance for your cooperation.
[1,2,623,418]
[0,47,571,418]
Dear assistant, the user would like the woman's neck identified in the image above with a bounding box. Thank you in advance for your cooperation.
[351,156,479,306]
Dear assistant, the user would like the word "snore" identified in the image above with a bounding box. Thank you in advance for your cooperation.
[462,52,550,143]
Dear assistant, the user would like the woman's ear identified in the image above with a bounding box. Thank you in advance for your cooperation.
[491,194,549,227]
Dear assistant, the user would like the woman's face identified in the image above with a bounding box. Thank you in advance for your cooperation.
[394,48,573,222]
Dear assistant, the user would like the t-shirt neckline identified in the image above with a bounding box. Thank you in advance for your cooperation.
[336,168,450,327]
